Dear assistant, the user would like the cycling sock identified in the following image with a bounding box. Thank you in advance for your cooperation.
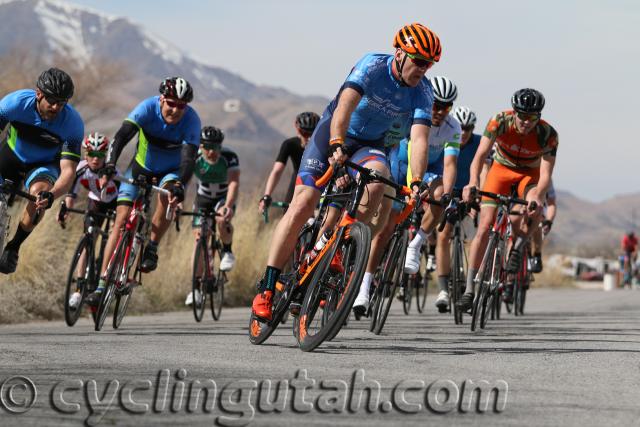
[466,268,479,294]
[148,240,158,250]
[438,275,449,292]
[512,236,525,252]
[409,229,427,249]
[95,278,106,293]
[5,224,30,251]
[263,266,281,292]
[428,242,436,256]
[534,252,542,257]
[359,272,373,297]
[223,243,232,253]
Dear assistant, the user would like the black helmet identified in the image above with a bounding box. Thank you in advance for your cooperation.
[36,68,74,101]
[200,126,224,146]
[295,112,320,133]
[511,88,545,114]
[159,77,193,103]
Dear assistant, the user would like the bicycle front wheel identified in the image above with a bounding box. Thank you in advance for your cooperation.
[416,249,429,313]
[373,229,407,335]
[211,269,225,320]
[64,234,93,327]
[297,222,371,352]
[191,240,207,322]
[95,231,129,331]
[113,249,141,330]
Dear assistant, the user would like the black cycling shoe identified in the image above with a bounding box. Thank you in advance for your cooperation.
[530,254,543,273]
[85,290,103,307]
[458,293,474,312]
[0,247,19,274]
[140,245,158,272]
[506,249,522,273]
[503,282,514,303]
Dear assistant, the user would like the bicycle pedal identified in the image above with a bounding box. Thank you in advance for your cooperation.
[289,302,301,316]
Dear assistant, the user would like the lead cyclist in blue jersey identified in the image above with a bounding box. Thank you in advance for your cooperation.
[252,22,443,321]
[86,77,201,307]
[0,68,84,274]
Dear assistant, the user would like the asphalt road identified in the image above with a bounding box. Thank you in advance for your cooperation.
[1,288,639,427]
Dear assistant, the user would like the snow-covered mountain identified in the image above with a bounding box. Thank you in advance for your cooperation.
[0,0,328,180]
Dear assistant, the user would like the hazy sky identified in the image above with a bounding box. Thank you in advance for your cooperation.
[71,0,638,202]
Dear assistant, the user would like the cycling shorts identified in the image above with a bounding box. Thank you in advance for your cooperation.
[191,194,235,228]
[297,111,389,191]
[117,160,178,206]
[481,161,539,206]
[0,142,58,189]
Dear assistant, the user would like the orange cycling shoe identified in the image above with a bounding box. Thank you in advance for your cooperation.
[252,290,274,321]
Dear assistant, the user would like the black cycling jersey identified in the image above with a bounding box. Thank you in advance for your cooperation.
[275,137,304,203]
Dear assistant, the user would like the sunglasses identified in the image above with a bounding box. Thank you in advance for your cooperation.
[433,102,453,111]
[461,125,475,132]
[164,99,187,110]
[87,150,106,158]
[405,52,435,69]
[202,143,222,151]
[516,112,541,122]
[44,95,68,107]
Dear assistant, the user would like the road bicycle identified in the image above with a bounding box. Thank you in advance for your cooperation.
[94,175,173,331]
[177,208,228,322]
[58,201,114,326]
[0,179,39,260]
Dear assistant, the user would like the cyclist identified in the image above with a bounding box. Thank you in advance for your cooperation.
[621,230,637,286]
[460,88,558,310]
[60,132,119,310]
[185,126,240,306]
[374,76,460,314]
[427,105,483,312]
[0,68,84,274]
[529,180,557,273]
[251,22,441,321]
[259,112,320,212]
[86,77,201,307]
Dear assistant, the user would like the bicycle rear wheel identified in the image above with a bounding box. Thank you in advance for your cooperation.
[191,240,207,322]
[64,234,93,327]
[95,231,129,331]
[373,229,407,335]
[369,232,400,332]
[451,235,464,325]
[297,222,371,352]
[0,197,9,260]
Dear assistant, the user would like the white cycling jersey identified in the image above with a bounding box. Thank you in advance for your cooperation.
[69,160,119,203]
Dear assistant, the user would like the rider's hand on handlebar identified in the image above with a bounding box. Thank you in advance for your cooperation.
[462,184,477,203]
[258,195,272,214]
[36,191,54,210]
[169,181,185,206]
[328,140,348,166]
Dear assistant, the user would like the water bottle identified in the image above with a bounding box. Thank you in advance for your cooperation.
[306,230,332,264]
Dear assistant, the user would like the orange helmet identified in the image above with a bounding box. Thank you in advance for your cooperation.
[393,23,442,62]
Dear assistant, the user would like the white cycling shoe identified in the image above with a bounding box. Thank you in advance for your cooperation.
[435,290,450,313]
[68,291,82,311]
[404,246,421,274]
[185,289,203,307]
[220,252,236,272]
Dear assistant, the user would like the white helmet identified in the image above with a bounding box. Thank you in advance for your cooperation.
[430,76,458,103]
[82,132,109,152]
[453,106,477,127]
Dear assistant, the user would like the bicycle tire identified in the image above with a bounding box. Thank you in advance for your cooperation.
[0,197,9,261]
[401,274,412,314]
[113,238,140,329]
[373,229,407,335]
[369,232,399,332]
[64,234,93,327]
[471,234,497,331]
[297,222,371,352]
[191,239,207,322]
[416,249,429,313]
[95,231,129,331]
[481,244,503,329]
[451,235,464,325]
[211,269,225,320]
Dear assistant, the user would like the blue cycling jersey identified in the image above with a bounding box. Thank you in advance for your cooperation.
[328,53,434,145]
[125,96,201,173]
[0,89,84,164]
[454,133,481,190]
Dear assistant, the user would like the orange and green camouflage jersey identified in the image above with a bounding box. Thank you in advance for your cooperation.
[484,110,558,169]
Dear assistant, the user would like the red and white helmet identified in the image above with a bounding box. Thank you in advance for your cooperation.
[82,132,109,152]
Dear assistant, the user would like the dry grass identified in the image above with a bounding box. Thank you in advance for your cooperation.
[531,259,576,288]
[0,194,278,324]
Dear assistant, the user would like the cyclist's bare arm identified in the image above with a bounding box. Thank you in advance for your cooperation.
[224,169,240,220]
[263,161,286,198]
[329,88,361,162]
[50,159,77,199]
[546,194,557,222]
[442,154,457,195]
[535,154,556,200]
[463,135,494,202]
[409,123,430,187]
